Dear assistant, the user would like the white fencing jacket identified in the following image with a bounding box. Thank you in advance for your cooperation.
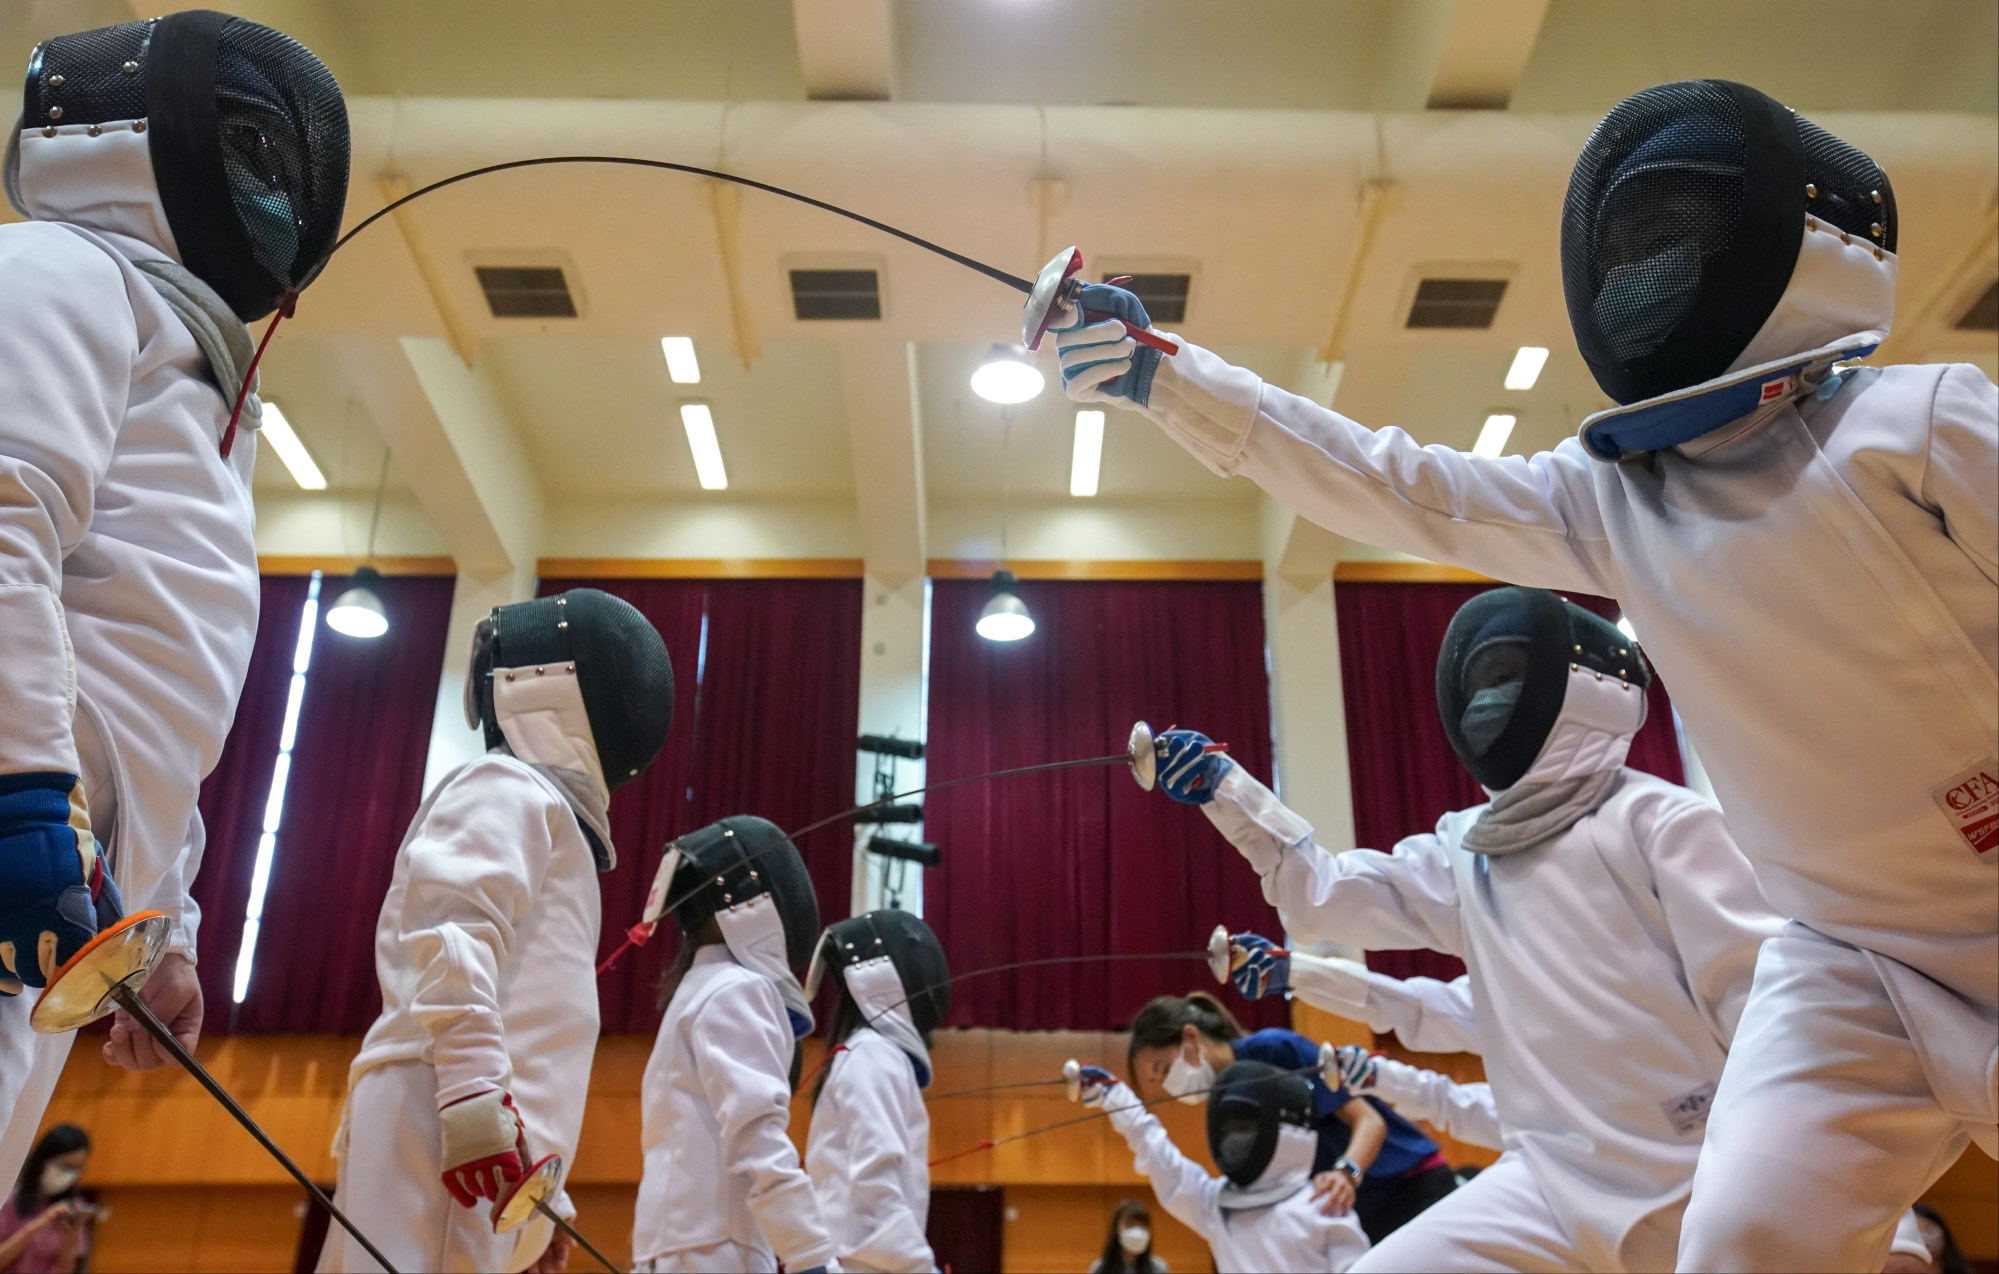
[634,945,837,1272]
[1205,749,1781,1267]
[343,753,603,1265]
[1098,1080,1369,1274]
[1140,322,1999,1135]
[1288,952,1480,1055]
[0,120,260,957]
[806,1028,935,1273]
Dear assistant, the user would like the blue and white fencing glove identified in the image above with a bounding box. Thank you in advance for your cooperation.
[0,773,99,995]
[1155,729,1232,805]
[1227,932,1291,1000]
[1073,1063,1118,1108]
[1332,1044,1380,1094]
[1054,285,1162,407]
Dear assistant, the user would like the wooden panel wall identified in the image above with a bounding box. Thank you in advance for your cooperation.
[37,1019,1998,1272]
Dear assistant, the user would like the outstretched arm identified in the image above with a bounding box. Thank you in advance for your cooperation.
[1097,1080,1225,1246]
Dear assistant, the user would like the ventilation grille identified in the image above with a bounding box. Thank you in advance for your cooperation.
[1105,273,1191,324]
[1407,278,1508,329]
[1956,280,1998,331]
[790,269,881,320]
[474,266,577,318]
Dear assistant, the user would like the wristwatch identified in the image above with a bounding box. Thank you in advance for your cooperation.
[1332,1155,1365,1186]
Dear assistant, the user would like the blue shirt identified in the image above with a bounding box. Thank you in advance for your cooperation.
[1231,1028,1440,1197]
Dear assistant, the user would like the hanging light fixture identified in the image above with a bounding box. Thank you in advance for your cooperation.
[969,344,1044,404]
[326,447,392,640]
[326,566,389,638]
[976,570,1035,642]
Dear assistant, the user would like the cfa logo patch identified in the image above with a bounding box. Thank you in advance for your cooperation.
[1931,759,1999,858]
[1661,1083,1717,1137]
[1757,375,1795,404]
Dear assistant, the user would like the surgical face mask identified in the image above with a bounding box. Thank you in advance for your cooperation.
[1162,1047,1215,1106]
[1459,681,1524,757]
[1118,1226,1151,1255]
[39,1165,79,1197]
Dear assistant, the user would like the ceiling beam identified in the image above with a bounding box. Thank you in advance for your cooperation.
[325,335,544,586]
[837,338,926,585]
[792,0,896,101]
[1374,0,1551,111]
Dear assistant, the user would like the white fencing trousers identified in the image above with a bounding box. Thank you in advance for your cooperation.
[632,1241,774,1273]
[1678,927,1974,1273]
[0,997,76,1191]
[317,1060,535,1274]
[1352,1154,1678,1274]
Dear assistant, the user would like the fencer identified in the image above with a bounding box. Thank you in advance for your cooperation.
[1154,587,1785,1272]
[0,12,347,1184]
[1057,78,1997,1271]
[1125,993,1453,1243]
[1226,931,1480,1054]
[804,909,950,1274]
[633,816,839,1274]
[319,591,675,1274]
[1073,1059,1372,1273]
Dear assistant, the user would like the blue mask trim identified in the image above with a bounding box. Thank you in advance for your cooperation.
[1577,332,1882,460]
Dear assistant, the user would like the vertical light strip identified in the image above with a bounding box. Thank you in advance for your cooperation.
[1503,346,1549,390]
[660,337,701,383]
[1069,410,1104,497]
[232,572,322,1004]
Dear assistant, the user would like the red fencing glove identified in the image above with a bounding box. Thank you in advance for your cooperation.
[438,1088,529,1207]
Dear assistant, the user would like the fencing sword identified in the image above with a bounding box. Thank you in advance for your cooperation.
[599,721,1228,974]
[928,1049,1341,1169]
[30,912,403,1274]
[491,1155,620,1274]
[229,155,1180,452]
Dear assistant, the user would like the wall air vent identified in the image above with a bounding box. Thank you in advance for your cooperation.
[474,266,577,318]
[1955,280,1997,331]
[790,269,882,320]
[1104,273,1191,324]
[1406,278,1508,329]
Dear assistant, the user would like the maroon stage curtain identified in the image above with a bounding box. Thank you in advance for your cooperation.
[537,577,862,1034]
[924,579,1287,1032]
[190,575,311,1038]
[1336,580,1686,984]
[232,574,456,1033]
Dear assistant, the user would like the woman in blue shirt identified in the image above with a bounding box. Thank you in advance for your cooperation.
[1127,993,1457,1244]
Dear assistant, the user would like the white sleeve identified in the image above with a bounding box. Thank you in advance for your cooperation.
[1140,340,1621,595]
[139,808,204,959]
[0,229,132,799]
[1369,1057,1504,1150]
[1205,765,1465,956]
[1100,1083,1223,1245]
[1288,954,1482,1055]
[824,1050,935,1273]
[396,761,554,1105]
[1640,791,1784,1049]
[693,975,838,1272]
[1924,363,1999,587]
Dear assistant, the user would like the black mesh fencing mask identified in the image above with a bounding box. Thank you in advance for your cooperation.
[1561,79,1894,407]
[1206,1061,1315,1189]
[20,10,349,321]
[670,816,822,978]
[810,909,952,1035]
[473,589,676,791]
[1437,587,1650,791]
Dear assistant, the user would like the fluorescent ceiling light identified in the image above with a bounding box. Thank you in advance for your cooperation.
[680,403,729,490]
[970,344,1045,404]
[1473,413,1516,458]
[1504,346,1549,390]
[260,403,327,490]
[1070,410,1104,497]
[661,336,701,384]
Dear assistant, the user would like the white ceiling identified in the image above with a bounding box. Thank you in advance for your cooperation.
[2,0,1993,571]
